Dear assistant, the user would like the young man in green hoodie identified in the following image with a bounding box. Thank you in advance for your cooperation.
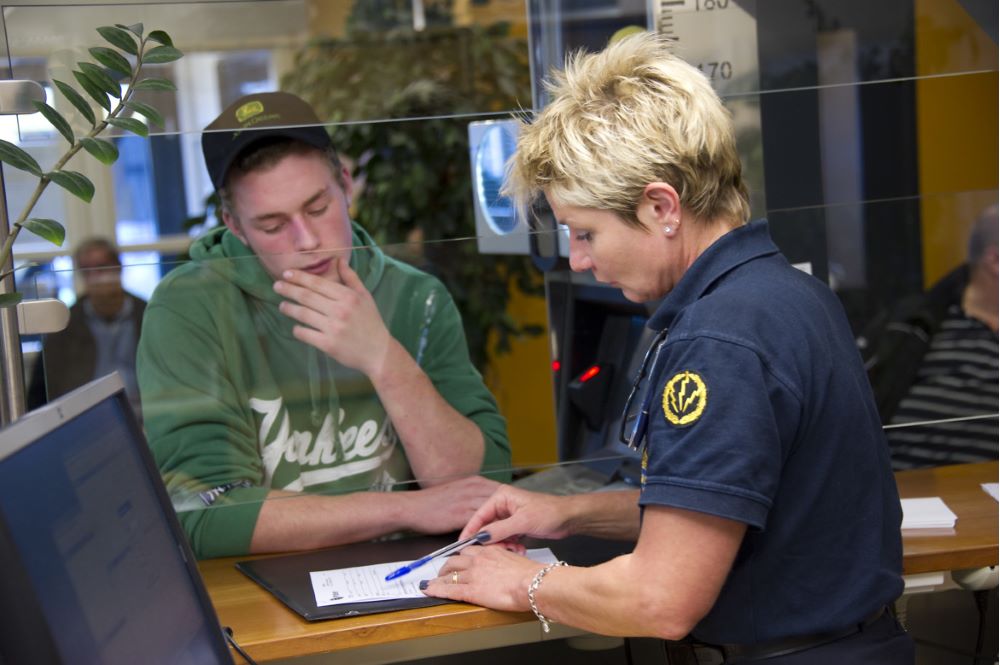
[137,92,511,558]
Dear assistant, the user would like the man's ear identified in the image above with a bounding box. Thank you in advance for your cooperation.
[222,208,247,245]
[338,165,354,203]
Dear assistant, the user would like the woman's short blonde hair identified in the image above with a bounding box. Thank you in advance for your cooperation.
[506,32,750,228]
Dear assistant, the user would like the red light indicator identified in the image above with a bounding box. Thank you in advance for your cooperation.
[552,360,561,372]
[578,365,601,382]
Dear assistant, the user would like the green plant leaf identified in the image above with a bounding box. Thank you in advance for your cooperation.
[143,45,183,64]
[78,62,121,98]
[72,70,111,111]
[97,25,138,55]
[47,170,95,202]
[0,139,42,176]
[53,79,96,126]
[88,47,132,77]
[21,218,66,246]
[31,101,74,145]
[80,137,119,165]
[108,117,148,137]
[0,292,23,308]
[147,30,173,47]
[118,22,144,37]
[132,77,176,92]
[124,100,164,127]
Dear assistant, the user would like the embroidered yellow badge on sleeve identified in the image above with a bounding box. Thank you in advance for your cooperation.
[640,447,648,488]
[662,371,708,426]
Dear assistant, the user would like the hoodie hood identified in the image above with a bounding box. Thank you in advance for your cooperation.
[188,221,386,303]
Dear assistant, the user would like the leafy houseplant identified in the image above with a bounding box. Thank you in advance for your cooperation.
[0,23,182,307]
[282,19,544,370]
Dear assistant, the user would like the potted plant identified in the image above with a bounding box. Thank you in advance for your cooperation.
[0,23,182,308]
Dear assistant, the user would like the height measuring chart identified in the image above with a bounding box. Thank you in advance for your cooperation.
[651,0,766,214]
[652,0,760,97]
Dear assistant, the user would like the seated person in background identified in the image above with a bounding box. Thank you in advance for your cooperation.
[28,237,146,417]
[861,204,998,469]
[137,92,510,559]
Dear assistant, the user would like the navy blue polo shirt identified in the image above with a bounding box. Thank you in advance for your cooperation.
[638,220,903,645]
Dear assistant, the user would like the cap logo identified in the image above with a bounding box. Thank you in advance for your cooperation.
[235,100,264,124]
[662,370,707,426]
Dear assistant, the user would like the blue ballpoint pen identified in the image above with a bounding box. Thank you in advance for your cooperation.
[384,531,491,581]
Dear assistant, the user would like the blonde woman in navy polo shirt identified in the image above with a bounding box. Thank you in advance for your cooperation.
[423,33,913,664]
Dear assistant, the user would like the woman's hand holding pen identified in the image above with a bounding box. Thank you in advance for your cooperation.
[404,484,554,609]
[421,486,577,606]
[458,485,577,544]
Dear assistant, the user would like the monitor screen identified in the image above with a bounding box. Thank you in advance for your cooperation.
[0,374,233,665]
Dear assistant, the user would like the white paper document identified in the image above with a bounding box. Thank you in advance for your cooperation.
[310,548,559,607]
[900,497,957,530]
[982,483,999,502]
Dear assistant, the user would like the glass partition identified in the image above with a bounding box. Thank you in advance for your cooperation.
[5,0,996,561]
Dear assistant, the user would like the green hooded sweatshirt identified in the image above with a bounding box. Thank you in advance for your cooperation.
[137,224,510,558]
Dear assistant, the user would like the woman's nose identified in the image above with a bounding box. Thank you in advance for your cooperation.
[568,241,592,273]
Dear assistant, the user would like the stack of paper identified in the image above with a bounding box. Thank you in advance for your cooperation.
[900,497,957,530]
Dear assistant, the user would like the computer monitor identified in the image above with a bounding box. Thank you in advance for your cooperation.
[0,374,233,665]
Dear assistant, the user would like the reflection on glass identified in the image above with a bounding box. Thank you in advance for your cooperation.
[474,122,519,236]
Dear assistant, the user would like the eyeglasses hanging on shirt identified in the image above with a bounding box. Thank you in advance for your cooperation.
[619,327,670,451]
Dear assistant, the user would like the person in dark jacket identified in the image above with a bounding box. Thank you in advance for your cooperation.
[423,34,911,664]
[28,237,146,417]
[859,204,998,469]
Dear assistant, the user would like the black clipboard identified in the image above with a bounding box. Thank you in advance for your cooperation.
[236,535,457,621]
[236,534,634,622]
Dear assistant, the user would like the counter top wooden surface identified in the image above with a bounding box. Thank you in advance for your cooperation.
[895,461,998,575]
[200,461,998,663]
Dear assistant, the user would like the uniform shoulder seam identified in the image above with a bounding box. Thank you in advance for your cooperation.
[665,331,805,404]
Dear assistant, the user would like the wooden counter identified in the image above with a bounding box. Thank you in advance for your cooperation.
[200,461,998,663]
[896,461,998,575]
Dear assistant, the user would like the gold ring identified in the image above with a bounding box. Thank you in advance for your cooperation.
[451,571,460,584]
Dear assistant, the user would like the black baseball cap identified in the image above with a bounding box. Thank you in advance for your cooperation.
[201,91,333,190]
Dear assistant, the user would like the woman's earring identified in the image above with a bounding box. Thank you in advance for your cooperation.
[663,225,673,235]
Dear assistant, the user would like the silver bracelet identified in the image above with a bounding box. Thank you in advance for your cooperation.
[527,560,567,633]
